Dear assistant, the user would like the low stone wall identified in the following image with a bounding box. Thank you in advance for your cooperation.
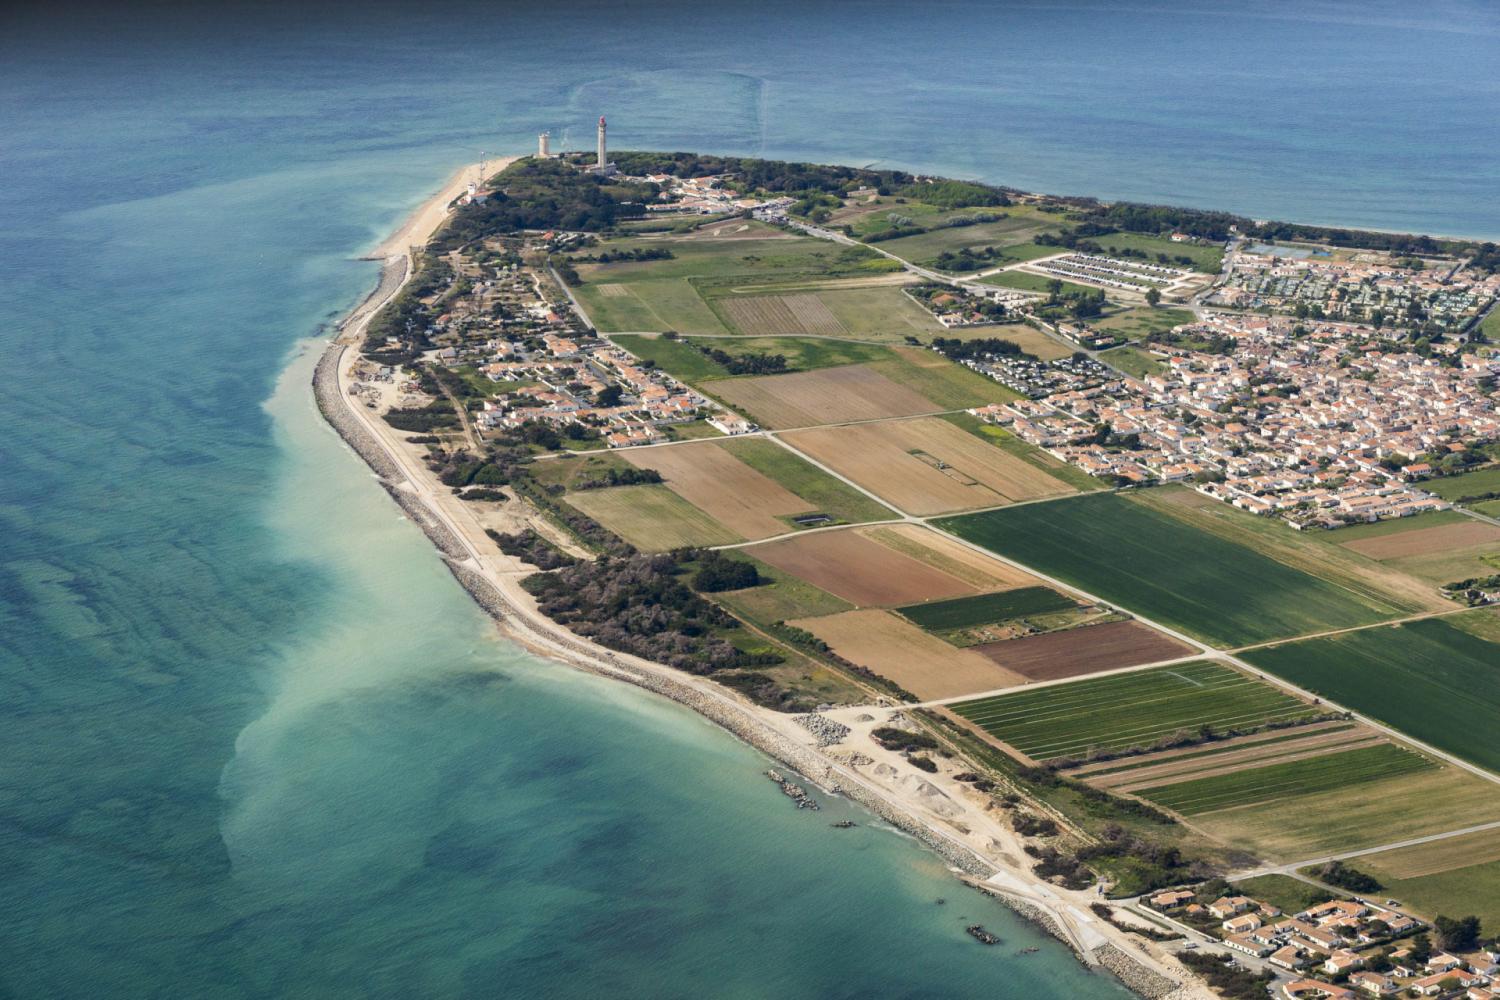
[312,344,403,482]
[1095,944,1182,1000]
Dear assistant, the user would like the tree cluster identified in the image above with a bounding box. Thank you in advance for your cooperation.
[522,551,781,674]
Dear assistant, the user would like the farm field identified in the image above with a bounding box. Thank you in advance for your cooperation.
[620,442,814,540]
[1071,720,1361,779]
[949,661,1320,763]
[865,345,1021,410]
[562,483,740,549]
[574,277,730,335]
[716,437,897,526]
[574,231,872,285]
[748,528,991,607]
[860,523,1041,590]
[1190,764,1500,861]
[1133,743,1431,814]
[1357,829,1500,925]
[897,587,1075,630]
[1087,307,1194,340]
[711,365,938,429]
[1098,345,1166,377]
[710,282,943,341]
[1242,613,1500,774]
[938,491,1409,647]
[1421,465,1500,501]
[706,555,853,626]
[1337,517,1500,584]
[970,619,1193,682]
[1131,486,1443,614]
[610,333,732,381]
[789,608,1024,700]
[744,524,1037,608]
[942,413,1104,492]
[783,415,1076,515]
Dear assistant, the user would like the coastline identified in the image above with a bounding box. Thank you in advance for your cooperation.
[311,155,1207,1000]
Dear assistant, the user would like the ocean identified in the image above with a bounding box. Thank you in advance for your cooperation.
[0,1,1493,996]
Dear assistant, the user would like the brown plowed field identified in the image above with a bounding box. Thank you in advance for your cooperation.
[782,417,1074,515]
[789,609,1025,700]
[719,294,846,336]
[711,365,937,429]
[1094,729,1382,791]
[970,619,1191,681]
[1069,719,1356,778]
[748,528,981,606]
[623,441,811,539]
[860,524,1040,591]
[1340,520,1500,560]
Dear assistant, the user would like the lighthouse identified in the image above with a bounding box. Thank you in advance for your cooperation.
[596,116,607,169]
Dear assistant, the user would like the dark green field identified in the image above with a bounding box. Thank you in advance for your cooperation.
[936,492,1404,647]
[1243,615,1500,773]
[897,586,1074,630]
[950,661,1319,762]
[1137,743,1435,815]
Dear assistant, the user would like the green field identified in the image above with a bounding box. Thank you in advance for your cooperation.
[1137,743,1435,815]
[574,277,731,335]
[563,483,740,550]
[1423,465,1500,501]
[610,334,732,381]
[1229,875,1335,913]
[1358,858,1500,927]
[703,281,941,341]
[866,349,1021,408]
[717,436,897,526]
[1243,614,1500,774]
[1089,307,1194,340]
[980,270,1096,296]
[950,661,1319,762]
[1098,345,1166,378]
[937,492,1404,647]
[1323,508,1468,541]
[897,586,1074,630]
[1087,233,1224,273]
[867,210,1059,262]
[610,334,894,385]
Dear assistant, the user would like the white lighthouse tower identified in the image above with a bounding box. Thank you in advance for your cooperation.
[596,116,607,168]
[537,131,551,158]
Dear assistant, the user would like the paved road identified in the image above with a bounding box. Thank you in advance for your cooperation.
[1228,818,1500,880]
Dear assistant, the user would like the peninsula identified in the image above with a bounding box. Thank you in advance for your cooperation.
[315,138,1500,1000]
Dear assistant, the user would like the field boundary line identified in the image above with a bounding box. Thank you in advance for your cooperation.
[1227,604,1479,654]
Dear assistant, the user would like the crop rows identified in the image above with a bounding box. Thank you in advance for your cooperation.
[1138,743,1434,815]
[951,661,1319,761]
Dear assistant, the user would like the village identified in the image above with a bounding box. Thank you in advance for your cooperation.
[1147,888,1500,999]
[966,311,1500,529]
[350,231,752,449]
[1209,247,1500,331]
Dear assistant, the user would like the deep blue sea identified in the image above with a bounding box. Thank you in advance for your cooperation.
[1,2,1495,996]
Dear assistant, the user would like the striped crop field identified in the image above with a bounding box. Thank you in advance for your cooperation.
[1136,743,1435,815]
[949,661,1320,762]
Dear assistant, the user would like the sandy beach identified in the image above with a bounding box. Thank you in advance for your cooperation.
[314,155,1213,1000]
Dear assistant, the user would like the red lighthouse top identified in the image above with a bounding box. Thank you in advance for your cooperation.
[599,116,606,127]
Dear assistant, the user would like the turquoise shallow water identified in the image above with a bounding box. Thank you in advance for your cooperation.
[1,2,1494,996]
